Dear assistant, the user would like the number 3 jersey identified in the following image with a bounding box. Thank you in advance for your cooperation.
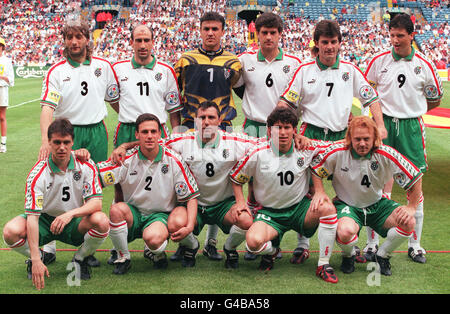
[311,142,423,208]
[230,141,322,209]
[97,145,199,215]
[164,130,259,206]
[24,153,102,217]
[40,56,120,125]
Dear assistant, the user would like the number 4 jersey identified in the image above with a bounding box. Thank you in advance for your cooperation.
[311,142,423,208]
[24,153,102,217]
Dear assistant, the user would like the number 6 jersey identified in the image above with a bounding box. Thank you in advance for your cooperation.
[311,142,423,208]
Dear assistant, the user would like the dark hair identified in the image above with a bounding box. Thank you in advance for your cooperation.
[267,107,298,129]
[313,20,342,43]
[48,118,74,140]
[62,19,93,60]
[200,12,225,30]
[389,13,414,34]
[135,113,161,132]
[255,13,283,33]
[131,24,154,41]
[197,101,220,117]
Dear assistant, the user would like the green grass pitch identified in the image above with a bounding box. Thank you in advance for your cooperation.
[0,78,449,294]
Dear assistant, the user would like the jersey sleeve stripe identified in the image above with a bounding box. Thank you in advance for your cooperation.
[312,145,348,170]
[82,160,102,196]
[374,147,421,179]
[364,51,390,75]
[157,61,183,104]
[415,53,443,97]
[230,144,269,179]
[93,56,120,85]
[164,135,195,146]
[40,100,57,109]
[27,162,48,210]
[164,150,197,194]
[42,59,66,101]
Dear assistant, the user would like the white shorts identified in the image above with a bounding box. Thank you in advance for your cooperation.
[0,86,8,107]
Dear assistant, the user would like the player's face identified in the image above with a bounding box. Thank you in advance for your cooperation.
[389,27,414,58]
[200,20,224,51]
[315,35,340,66]
[136,120,161,152]
[48,133,74,165]
[268,122,295,153]
[131,27,153,63]
[196,107,221,142]
[351,126,374,157]
[258,26,281,52]
[64,30,88,60]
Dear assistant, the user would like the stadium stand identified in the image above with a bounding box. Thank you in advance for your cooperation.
[0,0,448,71]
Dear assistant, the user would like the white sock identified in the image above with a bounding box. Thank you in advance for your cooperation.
[109,220,130,259]
[205,224,219,246]
[318,214,338,266]
[408,196,424,251]
[74,228,109,261]
[296,233,310,249]
[337,234,358,257]
[43,240,57,255]
[246,240,277,255]
[224,225,247,251]
[377,227,412,258]
[179,232,198,249]
[147,239,168,256]
[7,238,30,258]
[1,136,6,145]
[365,226,379,250]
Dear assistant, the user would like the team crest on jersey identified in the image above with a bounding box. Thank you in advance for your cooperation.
[83,183,92,196]
[222,149,230,159]
[414,66,422,75]
[175,182,188,197]
[394,173,406,186]
[342,72,349,81]
[424,85,438,98]
[155,72,162,81]
[370,161,379,171]
[224,68,231,80]
[359,85,374,100]
[103,171,115,185]
[297,157,305,168]
[94,68,102,77]
[311,155,322,167]
[73,171,81,181]
[164,91,180,106]
[107,84,119,99]
[161,164,169,174]
[283,65,290,73]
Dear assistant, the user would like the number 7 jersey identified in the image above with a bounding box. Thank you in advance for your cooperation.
[311,142,423,208]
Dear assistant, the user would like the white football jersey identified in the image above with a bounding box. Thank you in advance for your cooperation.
[24,153,102,217]
[164,130,259,206]
[113,57,182,124]
[230,141,321,209]
[41,56,119,125]
[280,57,378,132]
[365,48,443,118]
[97,145,199,215]
[235,49,301,123]
[311,142,423,208]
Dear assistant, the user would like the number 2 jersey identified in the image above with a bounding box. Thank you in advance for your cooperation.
[24,153,102,217]
[97,145,199,215]
[311,141,423,208]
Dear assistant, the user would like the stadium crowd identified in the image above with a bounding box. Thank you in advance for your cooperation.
[0,0,448,69]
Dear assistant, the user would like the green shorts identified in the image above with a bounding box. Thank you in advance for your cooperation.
[127,203,169,243]
[253,197,318,248]
[73,121,108,163]
[300,122,346,141]
[20,213,84,247]
[243,118,267,138]
[194,196,235,236]
[382,114,427,173]
[335,198,399,238]
[114,122,169,148]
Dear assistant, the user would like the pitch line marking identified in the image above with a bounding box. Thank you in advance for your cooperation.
[8,98,40,109]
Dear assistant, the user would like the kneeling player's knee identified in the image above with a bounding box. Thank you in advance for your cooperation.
[109,202,129,222]
[336,225,356,244]
[318,202,336,217]
[246,232,265,251]
[399,217,416,234]
[3,218,26,244]
[89,212,110,233]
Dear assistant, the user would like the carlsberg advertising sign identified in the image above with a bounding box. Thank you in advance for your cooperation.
[14,66,50,79]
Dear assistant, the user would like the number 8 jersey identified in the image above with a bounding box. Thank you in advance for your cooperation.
[311,141,423,208]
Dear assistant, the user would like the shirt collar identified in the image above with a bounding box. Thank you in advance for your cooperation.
[138,144,163,162]
[131,55,157,69]
[392,46,415,61]
[257,48,283,62]
[67,57,91,68]
[351,148,372,160]
[48,153,75,173]
[316,55,340,70]
[270,140,294,156]
[196,130,221,148]
[198,46,224,57]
